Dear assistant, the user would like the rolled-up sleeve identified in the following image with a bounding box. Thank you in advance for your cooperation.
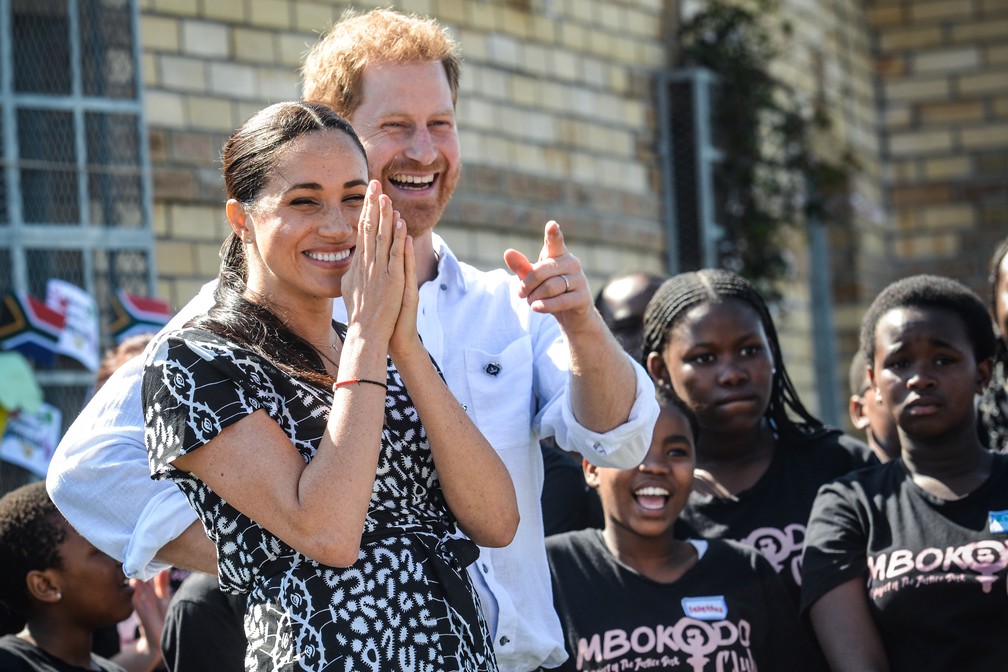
[555,355,657,469]
[46,354,198,579]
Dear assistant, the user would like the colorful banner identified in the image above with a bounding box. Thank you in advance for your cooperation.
[0,401,61,478]
[0,292,67,366]
[109,289,171,343]
[46,279,101,372]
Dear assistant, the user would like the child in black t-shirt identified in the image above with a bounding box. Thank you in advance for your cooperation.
[0,482,132,671]
[802,274,1008,672]
[641,269,874,603]
[546,393,820,672]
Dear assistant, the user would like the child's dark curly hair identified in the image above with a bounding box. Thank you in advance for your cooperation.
[859,274,996,366]
[0,482,67,626]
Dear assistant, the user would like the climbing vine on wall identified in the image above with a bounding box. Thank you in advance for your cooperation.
[677,0,856,302]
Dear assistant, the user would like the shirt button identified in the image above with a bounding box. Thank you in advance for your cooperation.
[499,636,509,646]
[440,283,447,290]
[481,563,489,573]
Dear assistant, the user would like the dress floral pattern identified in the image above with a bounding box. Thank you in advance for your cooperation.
[143,325,497,672]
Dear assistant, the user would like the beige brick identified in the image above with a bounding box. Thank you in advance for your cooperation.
[152,203,169,237]
[477,68,510,101]
[171,279,208,309]
[169,204,222,241]
[249,0,292,29]
[186,96,237,132]
[995,96,1008,116]
[988,44,1008,64]
[530,15,557,42]
[258,68,300,100]
[500,7,532,39]
[457,29,487,61]
[208,62,258,99]
[155,280,172,305]
[512,143,546,175]
[551,48,579,81]
[159,55,207,92]
[915,47,981,73]
[560,22,588,51]
[468,5,499,31]
[458,98,498,131]
[195,242,223,277]
[140,16,180,51]
[961,123,1008,148]
[276,34,313,67]
[434,0,467,25]
[884,77,951,102]
[923,156,972,178]
[568,0,595,23]
[233,28,278,64]
[293,2,336,33]
[918,99,986,123]
[141,53,158,87]
[910,0,976,23]
[180,21,230,59]
[398,0,435,16]
[951,19,1008,42]
[921,204,975,228]
[486,34,521,69]
[144,91,186,127]
[880,27,945,52]
[867,4,906,26]
[202,0,247,22]
[958,69,1008,94]
[151,0,198,15]
[511,75,540,107]
[155,241,196,276]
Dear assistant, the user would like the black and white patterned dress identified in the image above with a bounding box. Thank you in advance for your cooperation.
[142,325,498,672]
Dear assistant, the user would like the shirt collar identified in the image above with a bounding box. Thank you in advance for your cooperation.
[431,233,469,292]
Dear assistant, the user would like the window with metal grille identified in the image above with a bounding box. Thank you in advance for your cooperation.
[0,0,154,434]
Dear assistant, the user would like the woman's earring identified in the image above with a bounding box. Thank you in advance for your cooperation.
[54,591,62,601]
[245,233,254,244]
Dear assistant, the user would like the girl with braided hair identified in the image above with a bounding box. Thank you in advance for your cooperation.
[641,269,874,605]
[977,236,1008,453]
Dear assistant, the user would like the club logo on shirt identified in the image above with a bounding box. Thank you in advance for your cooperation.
[681,596,728,620]
[742,523,805,585]
[868,540,1008,599]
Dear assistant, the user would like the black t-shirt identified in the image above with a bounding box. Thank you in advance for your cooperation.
[0,635,124,672]
[160,573,246,672]
[801,454,1008,671]
[546,529,822,672]
[674,429,874,603]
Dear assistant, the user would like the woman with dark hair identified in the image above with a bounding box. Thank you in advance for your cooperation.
[142,101,517,670]
[978,236,1008,453]
[641,269,874,603]
[801,274,1008,671]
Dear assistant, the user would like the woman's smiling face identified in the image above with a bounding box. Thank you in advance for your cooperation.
[237,129,369,304]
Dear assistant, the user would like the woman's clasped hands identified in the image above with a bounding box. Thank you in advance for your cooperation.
[340,180,419,356]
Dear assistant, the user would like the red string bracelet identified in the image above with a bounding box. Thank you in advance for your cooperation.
[333,378,388,391]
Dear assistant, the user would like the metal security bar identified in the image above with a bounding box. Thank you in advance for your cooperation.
[656,67,723,275]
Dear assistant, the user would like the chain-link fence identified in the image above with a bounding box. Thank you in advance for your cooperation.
[0,0,153,437]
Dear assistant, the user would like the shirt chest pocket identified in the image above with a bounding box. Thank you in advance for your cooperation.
[463,336,534,452]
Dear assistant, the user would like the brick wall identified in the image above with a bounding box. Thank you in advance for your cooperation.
[869,0,1008,293]
[139,0,670,309]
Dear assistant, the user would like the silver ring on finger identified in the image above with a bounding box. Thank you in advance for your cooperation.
[561,274,570,293]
